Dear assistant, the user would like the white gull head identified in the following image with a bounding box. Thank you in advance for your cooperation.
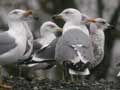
[40,21,62,37]
[54,8,89,35]
[39,21,62,47]
[8,9,32,22]
[88,18,111,31]
[58,8,82,23]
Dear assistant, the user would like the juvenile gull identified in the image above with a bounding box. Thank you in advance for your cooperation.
[87,18,112,69]
[53,8,94,80]
[0,9,33,89]
[84,18,115,80]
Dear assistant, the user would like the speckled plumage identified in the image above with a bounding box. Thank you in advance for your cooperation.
[88,22,105,69]
[89,29,104,69]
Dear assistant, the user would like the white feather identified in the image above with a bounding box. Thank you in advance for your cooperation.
[32,55,45,62]
[69,68,90,75]
[72,44,88,64]
[117,72,120,77]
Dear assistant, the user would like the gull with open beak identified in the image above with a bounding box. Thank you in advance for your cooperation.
[0,9,33,89]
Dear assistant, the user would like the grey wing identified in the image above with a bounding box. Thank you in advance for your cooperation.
[33,40,42,53]
[55,29,94,63]
[29,38,59,69]
[35,38,59,59]
[0,32,17,55]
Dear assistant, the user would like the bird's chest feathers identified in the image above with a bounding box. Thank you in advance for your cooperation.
[40,33,56,47]
[9,27,28,53]
[90,31,105,49]
[63,22,89,36]
[10,28,27,42]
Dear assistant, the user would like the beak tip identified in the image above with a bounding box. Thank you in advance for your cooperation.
[24,10,32,16]
[107,25,115,30]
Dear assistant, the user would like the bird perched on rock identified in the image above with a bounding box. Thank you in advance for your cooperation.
[52,8,94,81]
[0,9,33,89]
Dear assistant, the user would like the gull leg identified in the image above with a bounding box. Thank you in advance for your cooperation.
[76,75,80,82]
[0,65,12,90]
[18,65,22,77]
[80,75,87,85]
[70,75,80,83]
[63,61,70,82]
[70,75,74,82]
[16,64,23,77]
[70,75,78,82]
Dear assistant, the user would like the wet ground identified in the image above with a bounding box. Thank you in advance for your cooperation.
[3,77,120,90]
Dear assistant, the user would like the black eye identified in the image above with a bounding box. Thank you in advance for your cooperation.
[64,11,71,14]
[48,25,55,28]
[13,11,19,14]
[100,21,106,24]
[51,25,55,28]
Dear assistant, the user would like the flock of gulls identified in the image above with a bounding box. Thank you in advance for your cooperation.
[0,8,116,89]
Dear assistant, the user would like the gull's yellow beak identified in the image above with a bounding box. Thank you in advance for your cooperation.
[86,19,96,23]
[24,10,32,16]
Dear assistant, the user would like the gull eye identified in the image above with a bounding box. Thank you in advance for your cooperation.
[13,11,19,14]
[48,24,55,28]
[100,21,106,24]
[51,25,55,28]
[64,11,71,14]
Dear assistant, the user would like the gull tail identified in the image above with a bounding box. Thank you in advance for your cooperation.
[68,60,90,75]
[69,68,90,75]
[68,44,90,75]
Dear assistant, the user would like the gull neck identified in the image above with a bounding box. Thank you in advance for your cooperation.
[40,32,56,46]
[8,20,30,38]
[63,21,89,36]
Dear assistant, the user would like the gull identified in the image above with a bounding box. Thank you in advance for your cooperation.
[0,9,33,89]
[86,18,114,79]
[87,18,113,68]
[26,21,62,71]
[86,18,116,81]
[32,23,62,53]
[52,8,94,81]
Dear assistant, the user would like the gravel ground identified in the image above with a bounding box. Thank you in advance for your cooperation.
[2,77,120,90]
